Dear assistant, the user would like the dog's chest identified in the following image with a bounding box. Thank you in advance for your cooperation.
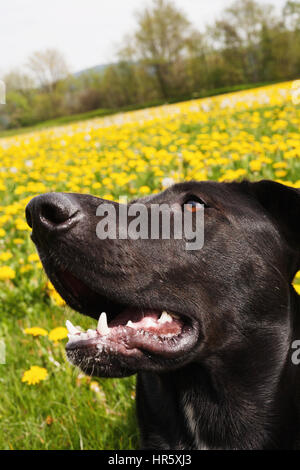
[182,393,214,450]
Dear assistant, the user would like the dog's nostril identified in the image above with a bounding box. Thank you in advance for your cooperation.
[40,202,72,225]
[26,193,80,233]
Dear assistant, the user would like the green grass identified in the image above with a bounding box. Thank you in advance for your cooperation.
[0,263,139,450]
[0,80,278,139]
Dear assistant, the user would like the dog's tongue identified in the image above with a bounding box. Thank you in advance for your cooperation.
[108,308,158,327]
[105,308,181,335]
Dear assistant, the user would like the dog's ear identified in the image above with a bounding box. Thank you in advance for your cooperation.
[250,180,300,274]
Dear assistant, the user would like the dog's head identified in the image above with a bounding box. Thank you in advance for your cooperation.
[25,180,300,378]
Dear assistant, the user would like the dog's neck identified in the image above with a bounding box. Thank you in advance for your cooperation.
[157,305,300,450]
[174,360,291,449]
[156,354,293,450]
[138,292,300,450]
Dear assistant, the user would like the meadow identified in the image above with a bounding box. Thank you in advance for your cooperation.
[0,81,299,449]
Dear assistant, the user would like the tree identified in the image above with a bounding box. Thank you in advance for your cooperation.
[128,0,192,98]
[283,1,300,30]
[27,49,69,93]
[4,69,34,93]
[213,0,275,82]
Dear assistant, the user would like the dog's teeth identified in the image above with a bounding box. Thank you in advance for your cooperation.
[97,312,110,336]
[87,329,96,338]
[126,320,134,328]
[158,311,173,324]
[67,334,78,343]
[66,320,80,335]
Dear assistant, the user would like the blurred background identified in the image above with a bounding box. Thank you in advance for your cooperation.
[1,0,299,131]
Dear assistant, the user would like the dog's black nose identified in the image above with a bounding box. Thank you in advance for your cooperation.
[26,193,81,234]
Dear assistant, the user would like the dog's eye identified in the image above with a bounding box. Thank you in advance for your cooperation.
[184,198,207,212]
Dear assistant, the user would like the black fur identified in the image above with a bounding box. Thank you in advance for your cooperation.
[26,180,300,449]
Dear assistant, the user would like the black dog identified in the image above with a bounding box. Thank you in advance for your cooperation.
[25,180,300,449]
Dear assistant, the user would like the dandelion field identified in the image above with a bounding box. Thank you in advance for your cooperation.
[0,81,299,449]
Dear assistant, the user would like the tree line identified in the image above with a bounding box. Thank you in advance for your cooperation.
[1,0,300,129]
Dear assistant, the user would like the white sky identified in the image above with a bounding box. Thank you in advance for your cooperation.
[0,0,287,76]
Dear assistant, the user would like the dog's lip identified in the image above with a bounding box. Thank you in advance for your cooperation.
[47,267,199,359]
[65,309,195,359]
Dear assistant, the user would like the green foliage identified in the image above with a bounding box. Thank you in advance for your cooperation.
[0,81,278,138]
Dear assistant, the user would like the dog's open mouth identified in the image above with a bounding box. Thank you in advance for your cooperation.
[53,269,199,365]
[66,309,187,358]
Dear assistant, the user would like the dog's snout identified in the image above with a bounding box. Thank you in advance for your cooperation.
[26,193,81,234]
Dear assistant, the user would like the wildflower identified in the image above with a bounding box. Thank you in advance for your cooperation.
[139,186,151,195]
[47,281,66,306]
[0,252,13,261]
[102,194,114,201]
[28,253,40,262]
[275,170,287,178]
[24,327,48,337]
[90,381,101,393]
[162,177,175,188]
[15,220,31,231]
[46,416,53,426]
[0,266,16,280]
[48,327,68,342]
[249,160,262,172]
[20,265,33,274]
[273,161,287,169]
[22,366,48,385]
[49,289,65,306]
[13,238,24,245]
[90,381,106,401]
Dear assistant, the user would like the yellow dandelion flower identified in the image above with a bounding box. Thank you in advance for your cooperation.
[47,281,66,306]
[24,327,48,337]
[20,265,33,273]
[16,220,31,231]
[50,290,66,306]
[102,194,114,201]
[275,170,287,178]
[22,366,48,385]
[28,253,40,262]
[249,160,262,172]
[0,266,16,280]
[294,284,300,295]
[139,185,151,195]
[273,161,287,169]
[48,327,68,342]
[13,238,24,245]
[0,252,13,261]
